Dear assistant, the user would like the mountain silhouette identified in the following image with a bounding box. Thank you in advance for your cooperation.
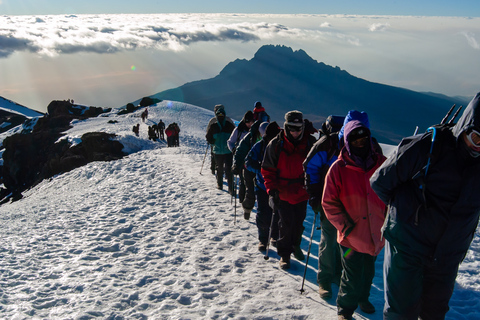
[148,45,466,144]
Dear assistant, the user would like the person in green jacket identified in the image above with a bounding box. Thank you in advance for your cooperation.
[206,104,236,193]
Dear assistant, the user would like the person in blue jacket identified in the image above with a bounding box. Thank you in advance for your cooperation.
[370,92,480,319]
[245,121,281,251]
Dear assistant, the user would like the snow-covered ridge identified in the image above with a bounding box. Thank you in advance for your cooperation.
[0,96,44,118]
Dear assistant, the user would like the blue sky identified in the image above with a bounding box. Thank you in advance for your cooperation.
[1,0,479,17]
[1,3,480,113]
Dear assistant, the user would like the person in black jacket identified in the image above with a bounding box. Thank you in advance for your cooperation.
[370,92,480,319]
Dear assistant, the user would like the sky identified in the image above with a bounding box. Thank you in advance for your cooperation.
[0,100,478,319]
[0,2,480,113]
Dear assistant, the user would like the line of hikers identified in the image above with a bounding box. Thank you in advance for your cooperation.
[133,118,181,147]
[205,94,480,320]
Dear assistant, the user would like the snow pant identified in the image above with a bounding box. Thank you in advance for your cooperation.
[214,153,233,193]
[167,136,174,147]
[317,209,342,286]
[337,245,376,317]
[242,168,256,212]
[276,200,307,259]
[159,129,164,140]
[255,187,279,245]
[383,241,461,320]
[238,167,246,203]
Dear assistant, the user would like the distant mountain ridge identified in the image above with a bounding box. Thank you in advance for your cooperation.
[148,45,468,144]
[0,97,44,134]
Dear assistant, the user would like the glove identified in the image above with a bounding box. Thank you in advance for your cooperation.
[308,196,322,213]
[268,189,280,210]
[231,165,240,175]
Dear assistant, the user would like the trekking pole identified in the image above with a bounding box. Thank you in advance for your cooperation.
[199,145,209,175]
[234,175,238,225]
[300,211,318,294]
[448,105,463,125]
[441,104,456,125]
[263,209,277,261]
[413,126,419,135]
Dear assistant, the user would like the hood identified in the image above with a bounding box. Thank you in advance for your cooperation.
[338,110,370,142]
[452,92,480,140]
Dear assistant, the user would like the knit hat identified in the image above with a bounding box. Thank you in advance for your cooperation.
[284,110,303,127]
[264,121,281,141]
[243,110,254,123]
[214,104,226,116]
[259,121,270,137]
[254,101,262,108]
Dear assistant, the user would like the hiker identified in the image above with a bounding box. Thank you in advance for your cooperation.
[206,104,235,193]
[158,119,165,140]
[261,110,317,270]
[304,110,382,300]
[165,123,179,147]
[148,125,157,141]
[322,120,386,320]
[231,118,264,220]
[370,93,480,319]
[253,101,270,123]
[173,122,180,147]
[132,123,140,137]
[228,111,255,206]
[245,121,281,251]
[303,115,345,299]
[141,108,148,122]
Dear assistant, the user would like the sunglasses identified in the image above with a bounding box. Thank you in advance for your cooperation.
[467,129,480,147]
[286,125,302,132]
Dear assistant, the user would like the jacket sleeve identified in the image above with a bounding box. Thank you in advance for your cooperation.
[206,120,215,144]
[233,133,252,168]
[245,141,262,174]
[322,163,353,235]
[227,128,239,152]
[370,135,426,205]
[261,138,280,194]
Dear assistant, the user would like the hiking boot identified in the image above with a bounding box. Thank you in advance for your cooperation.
[279,257,290,270]
[359,301,375,314]
[293,246,305,261]
[216,184,223,190]
[318,282,332,300]
[338,315,352,320]
[258,242,267,252]
[243,207,252,220]
[270,238,278,248]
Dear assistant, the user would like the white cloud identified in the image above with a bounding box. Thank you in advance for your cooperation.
[462,31,480,49]
[320,22,332,28]
[369,22,390,32]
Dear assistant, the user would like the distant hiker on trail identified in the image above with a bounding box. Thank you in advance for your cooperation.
[261,110,317,270]
[303,114,345,300]
[158,119,165,140]
[370,92,480,319]
[166,123,180,147]
[132,123,140,137]
[228,111,255,209]
[206,104,235,193]
[245,121,281,251]
[148,125,157,141]
[141,108,148,122]
[322,120,386,319]
[253,101,270,123]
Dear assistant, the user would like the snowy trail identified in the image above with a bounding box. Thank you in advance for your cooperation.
[0,101,478,319]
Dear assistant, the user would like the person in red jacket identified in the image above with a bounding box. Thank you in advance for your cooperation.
[261,110,316,270]
[322,120,386,320]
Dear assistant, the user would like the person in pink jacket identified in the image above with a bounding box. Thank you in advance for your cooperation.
[322,119,386,320]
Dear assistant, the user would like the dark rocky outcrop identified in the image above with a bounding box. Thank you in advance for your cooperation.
[0,100,125,203]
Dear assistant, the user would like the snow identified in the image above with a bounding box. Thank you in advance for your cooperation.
[0,96,44,118]
[0,101,478,319]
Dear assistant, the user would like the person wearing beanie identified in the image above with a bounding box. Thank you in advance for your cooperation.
[261,110,317,270]
[322,120,386,319]
[253,101,270,123]
[245,121,281,251]
[206,104,236,193]
[231,118,264,220]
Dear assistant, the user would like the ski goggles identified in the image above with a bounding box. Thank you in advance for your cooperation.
[466,129,480,147]
[286,124,302,132]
